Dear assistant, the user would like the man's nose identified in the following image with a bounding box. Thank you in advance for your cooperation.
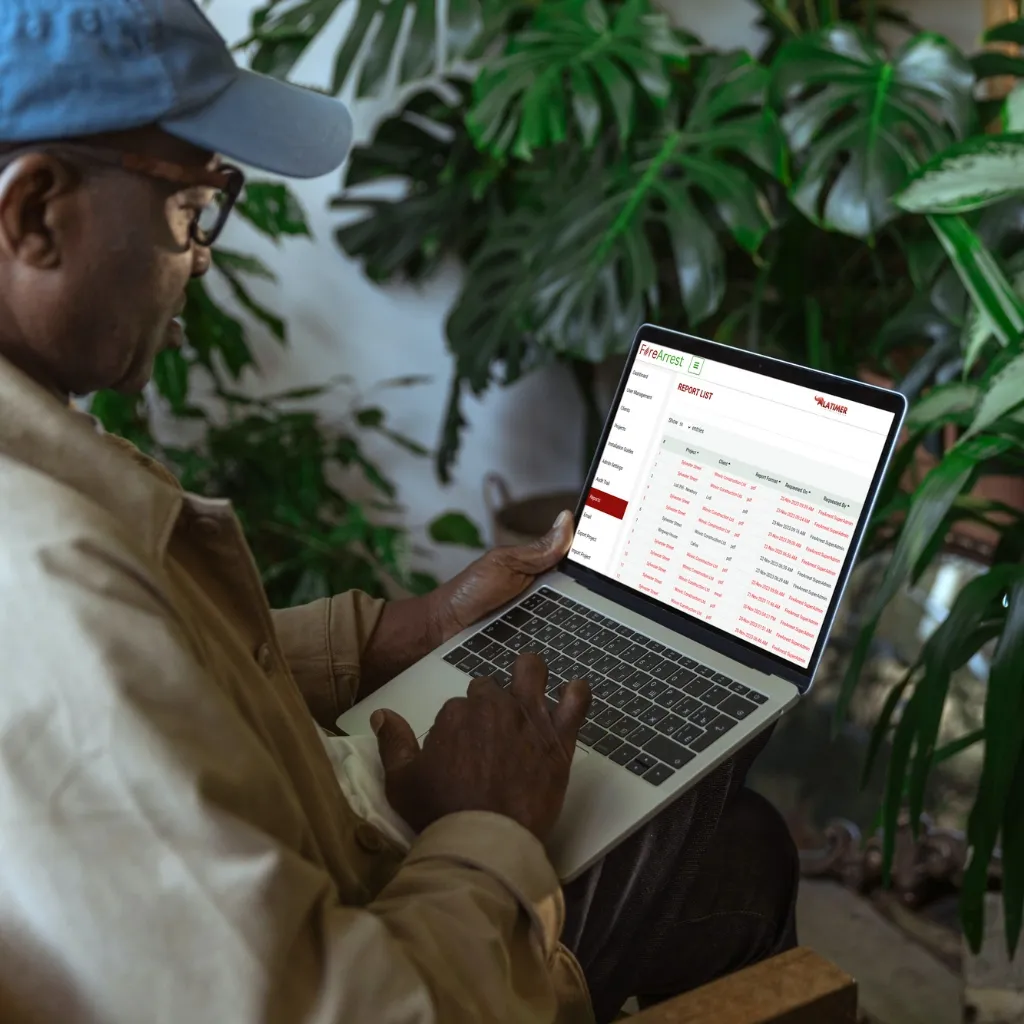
[191,243,212,278]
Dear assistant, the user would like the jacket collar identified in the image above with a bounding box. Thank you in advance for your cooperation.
[0,354,184,557]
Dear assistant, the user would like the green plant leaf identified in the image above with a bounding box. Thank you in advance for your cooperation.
[333,82,499,282]
[1002,745,1024,956]
[152,348,191,413]
[972,50,1024,81]
[985,18,1024,47]
[963,578,1024,953]
[466,0,689,159]
[934,728,984,763]
[182,278,255,379]
[926,214,1024,347]
[771,26,975,238]
[965,351,1024,438]
[428,511,485,547]
[236,181,311,241]
[244,0,344,80]
[905,381,979,430]
[212,249,286,342]
[862,665,914,786]
[355,407,386,427]
[896,134,1024,215]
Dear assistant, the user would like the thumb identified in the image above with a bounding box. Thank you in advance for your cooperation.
[513,509,574,571]
[371,709,420,775]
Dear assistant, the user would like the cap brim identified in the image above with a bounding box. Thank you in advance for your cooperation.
[159,68,353,179]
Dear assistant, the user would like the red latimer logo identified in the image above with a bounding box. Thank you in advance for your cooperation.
[815,395,848,415]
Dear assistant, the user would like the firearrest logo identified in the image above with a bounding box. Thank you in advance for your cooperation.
[639,343,687,368]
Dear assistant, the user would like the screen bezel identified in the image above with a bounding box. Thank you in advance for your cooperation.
[560,323,908,693]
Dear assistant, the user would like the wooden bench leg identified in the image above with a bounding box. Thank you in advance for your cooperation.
[629,947,857,1024]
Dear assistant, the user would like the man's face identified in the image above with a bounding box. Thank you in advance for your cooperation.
[0,127,214,398]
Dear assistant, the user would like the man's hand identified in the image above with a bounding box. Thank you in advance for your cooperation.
[371,654,591,840]
[429,510,574,644]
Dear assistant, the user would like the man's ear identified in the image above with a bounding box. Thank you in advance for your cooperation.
[0,154,79,269]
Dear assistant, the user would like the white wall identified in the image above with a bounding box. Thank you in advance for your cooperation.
[199,0,985,585]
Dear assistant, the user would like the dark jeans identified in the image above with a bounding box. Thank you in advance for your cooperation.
[562,728,798,1023]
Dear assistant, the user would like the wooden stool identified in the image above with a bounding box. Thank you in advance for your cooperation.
[624,947,856,1023]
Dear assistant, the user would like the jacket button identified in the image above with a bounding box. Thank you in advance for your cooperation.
[354,822,385,853]
[256,643,273,671]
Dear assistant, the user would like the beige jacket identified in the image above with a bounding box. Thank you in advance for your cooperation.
[0,357,592,1024]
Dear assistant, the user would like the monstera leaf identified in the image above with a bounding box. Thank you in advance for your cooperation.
[771,26,975,238]
[437,51,784,477]
[245,0,499,97]
[332,82,501,281]
[467,0,691,160]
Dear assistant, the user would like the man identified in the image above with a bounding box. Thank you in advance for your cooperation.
[0,1,797,1022]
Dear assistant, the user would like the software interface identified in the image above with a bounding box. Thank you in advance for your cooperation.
[568,344,896,668]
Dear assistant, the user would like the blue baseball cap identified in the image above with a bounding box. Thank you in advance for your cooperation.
[0,0,354,178]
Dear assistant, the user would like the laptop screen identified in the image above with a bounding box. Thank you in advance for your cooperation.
[567,342,897,669]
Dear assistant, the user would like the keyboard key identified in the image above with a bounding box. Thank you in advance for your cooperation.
[682,675,715,699]
[662,649,684,663]
[646,640,669,655]
[643,762,675,786]
[460,652,484,674]
[606,686,633,709]
[503,607,533,629]
[622,696,652,718]
[609,742,639,765]
[535,599,561,619]
[626,723,657,747]
[594,733,623,757]
[638,704,668,728]
[592,678,619,701]
[547,606,574,626]
[520,592,545,611]
[748,689,769,705]
[694,664,716,678]
[593,627,620,648]
[578,721,606,747]
[490,646,517,669]
[593,654,621,675]
[464,633,490,654]
[639,678,669,701]
[706,715,738,739]
[621,670,647,692]
[595,706,624,730]
[549,653,575,676]
[483,620,517,644]
[718,693,759,720]
[563,639,589,660]
[653,686,683,709]
[626,752,659,776]
[712,672,733,686]
[702,683,732,706]
[623,642,649,661]
[584,699,608,722]
[564,613,589,632]
[505,631,533,652]
[477,639,506,662]
[643,734,696,770]
[688,727,721,753]
[494,669,512,688]
[689,705,720,728]
[635,651,664,673]
[671,695,701,717]
[673,722,705,747]
[538,586,561,601]
[613,623,633,636]
[442,645,470,664]
[681,656,699,669]
[610,716,640,738]
[603,660,635,684]
[655,712,687,737]
[604,634,633,656]
[575,645,604,668]
[574,621,603,641]
[667,668,696,688]
[534,624,561,646]
[650,659,682,681]
[522,616,550,636]
[728,680,751,696]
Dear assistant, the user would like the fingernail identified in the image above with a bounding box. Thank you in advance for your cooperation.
[370,710,385,735]
[552,510,572,532]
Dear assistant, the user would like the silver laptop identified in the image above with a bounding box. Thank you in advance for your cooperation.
[338,325,907,881]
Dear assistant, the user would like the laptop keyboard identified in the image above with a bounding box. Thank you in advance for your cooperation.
[442,587,768,787]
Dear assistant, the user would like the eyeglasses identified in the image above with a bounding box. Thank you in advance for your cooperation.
[0,143,246,247]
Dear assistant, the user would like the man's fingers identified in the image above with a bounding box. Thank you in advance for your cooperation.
[509,652,548,706]
[495,510,574,574]
[551,678,592,752]
[371,709,420,776]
